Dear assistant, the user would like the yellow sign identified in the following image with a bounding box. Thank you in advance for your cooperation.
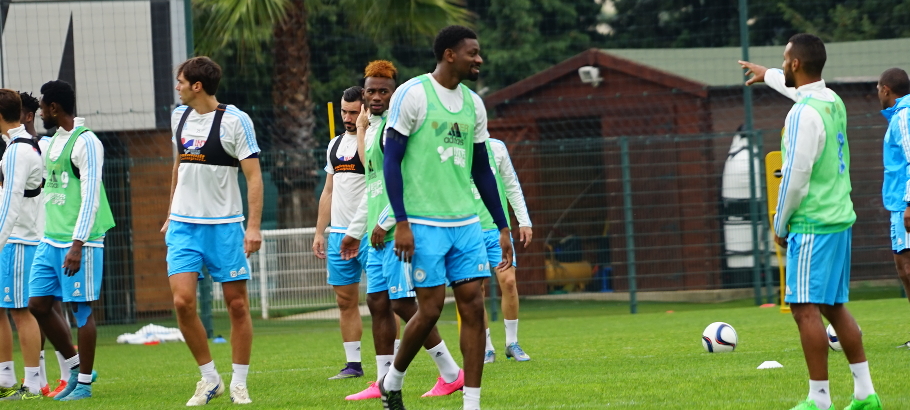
[765,151,790,313]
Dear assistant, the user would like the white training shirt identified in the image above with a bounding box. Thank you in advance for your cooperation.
[385,74,490,227]
[169,105,260,225]
[324,132,366,232]
[764,68,834,238]
[488,138,532,228]
[0,126,45,246]
[347,113,397,240]
[45,118,106,247]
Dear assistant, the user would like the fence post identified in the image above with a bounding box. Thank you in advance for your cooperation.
[258,241,269,320]
[748,130,763,306]
[620,137,638,314]
[199,266,214,339]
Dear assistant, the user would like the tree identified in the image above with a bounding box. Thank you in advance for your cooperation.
[603,0,910,49]
[467,0,605,92]
[193,0,470,228]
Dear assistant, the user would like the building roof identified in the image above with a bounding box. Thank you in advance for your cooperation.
[604,37,910,87]
[484,48,708,108]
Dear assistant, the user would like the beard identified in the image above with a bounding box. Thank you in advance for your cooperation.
[784,70,796,88]
[42,117,57,130]
[343,122,356,132]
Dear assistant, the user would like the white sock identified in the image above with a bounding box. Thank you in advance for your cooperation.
[231,364,249,389]
[24,367,41,394]
[0,361,15,388]
[393,339,401,357]
[77,373,92,384]
[63,354,80,372]
[199,361,220,384]
[484,328,494,352]
[504,319,519,346]
[808,380,831,409]
[463,386,481,410]
[382,364,405,391]
[38,351,48,387]
[55,351,68,380]
[343,341,362,363]
[376,355,394,380]
[426,341,460,383]
[849,361,875,400]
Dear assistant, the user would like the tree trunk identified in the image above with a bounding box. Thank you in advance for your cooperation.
[272,0,319,228]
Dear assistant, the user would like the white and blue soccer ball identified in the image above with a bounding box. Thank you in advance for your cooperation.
[826,323,861,352]
[702,322,738,353]
[826,324,842,351]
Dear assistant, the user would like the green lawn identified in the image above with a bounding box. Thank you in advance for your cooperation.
[9,290,910,409]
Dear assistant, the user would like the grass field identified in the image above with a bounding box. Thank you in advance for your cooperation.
[9,287,910,409]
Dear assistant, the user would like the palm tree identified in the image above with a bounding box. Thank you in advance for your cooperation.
[193,0,470,228]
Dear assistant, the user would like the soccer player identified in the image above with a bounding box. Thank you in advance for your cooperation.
[475,138,533,363]
[162,56,262,405]
[379,25,512,410]
[342,60,464,401]
[740,34,882,410]
[19,91,68,397]
[0,89,44,400]
[875,68,910,345]
[313,86,372,380]
[27,80,115,402]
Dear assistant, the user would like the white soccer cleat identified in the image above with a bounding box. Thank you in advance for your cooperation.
[230,384,252,404]
[186,378,224,406]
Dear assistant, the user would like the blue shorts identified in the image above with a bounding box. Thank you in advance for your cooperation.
[890,211,910,253]
[0,243,36,308]
[379,242,415,299]
[483,229,517,269]
[166,220,251,282]
[327,232,369,286]
[29,242,103,303]
[364,246,389,294]
[785,228,851,305]
[411,222,490,288]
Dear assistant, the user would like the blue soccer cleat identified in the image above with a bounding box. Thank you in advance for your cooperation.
[505,342,531,361]
[57,383,91,401]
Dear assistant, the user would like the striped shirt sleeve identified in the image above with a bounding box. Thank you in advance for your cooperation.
[225,106,260,160]
[378,204,395,231]
[491,140,532,227]
[773,104,825,238]
[896,109,910,203]
[71,132,105,243]
[0,145,25,246]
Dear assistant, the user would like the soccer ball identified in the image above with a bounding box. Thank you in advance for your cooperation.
[702,322,737,353]
[826,323,861,352]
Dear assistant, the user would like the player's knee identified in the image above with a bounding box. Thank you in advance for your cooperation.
[335,293,358,311]
[367,292,390,314]
[226,296,248,316]
[500,275,518,293]
[790,305,820,325]
[173,293,197,314]
[27,299,52,318]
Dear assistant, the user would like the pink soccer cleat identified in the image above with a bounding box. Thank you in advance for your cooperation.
[345,382,381,400]
[421,369,464,397]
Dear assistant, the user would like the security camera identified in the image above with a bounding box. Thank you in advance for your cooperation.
[578,66,602,87]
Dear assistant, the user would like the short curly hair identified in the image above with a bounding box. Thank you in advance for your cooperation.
[433,25,477,62]
[18,91,39,114]
[40,80,76,115]
[364,60,397,81]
